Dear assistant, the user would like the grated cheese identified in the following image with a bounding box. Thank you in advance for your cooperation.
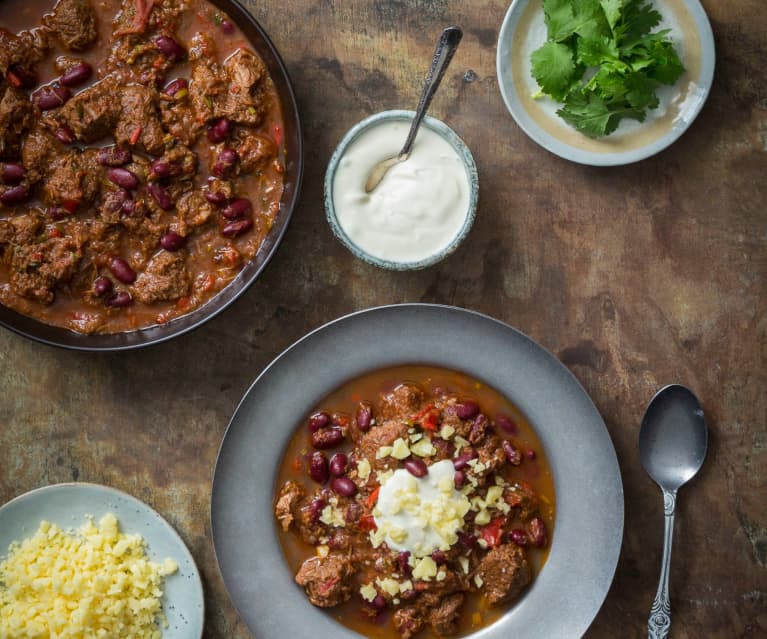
[0,513,177,639]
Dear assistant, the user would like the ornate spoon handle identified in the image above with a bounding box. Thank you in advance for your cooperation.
[648,489,677,639]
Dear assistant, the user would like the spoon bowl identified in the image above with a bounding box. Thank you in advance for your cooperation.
[639,383,708,639]
[640,384,708,490]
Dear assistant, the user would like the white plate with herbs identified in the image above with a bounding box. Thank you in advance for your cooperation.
[496,0,715,165]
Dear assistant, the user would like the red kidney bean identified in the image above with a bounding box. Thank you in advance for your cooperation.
[34,85,71,110]
[397,551,412,577]
[431,550,448,564]
[329,453,348,477]
[308,412,331,433]
[452,449,478,471]
[221,19,235,35]
[6,63,36,89]
[203,190,228,206]
[207,117,232,143]
[457,531,477,549]
[109,257,136,284]
[404,458,428,478]
[93,276,113,297]
[48,206,68,221]
[526,449,536,460]
[456,401,480,419]
[160,231,186,251]
[503,440,522,466]
[98,146,132,167]
[307,498,325,523]
[121,199,137,216]
[309,451,329,484]
[54,125,76,144]
[221,218,253,238]
[344,502,362,524]
[150,159,179,180]
[496,413,519,435]
[330,477,357,497]
[155,35,186,59]
[212,148,238,178]
[369,594,387,611]
[528,517,547,547]
[105,291,133,307]
[148,183,173,210]
[355,402,373,432]
[454,469,466,489]
[1,163,25,184]
[106,167,139,190]
[162,77,188,97]
[221,197,252,220]
[0,185,29,206]
[509,528,529,547]
[60,62,93,87]
[311,427,344,450]
[469,414,488,442]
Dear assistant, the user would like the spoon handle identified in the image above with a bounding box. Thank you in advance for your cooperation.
[648,488,677,639]
[399,26,463,158]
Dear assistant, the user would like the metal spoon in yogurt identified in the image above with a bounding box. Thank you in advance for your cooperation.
[364,26,463,193]
[639,384,708,639]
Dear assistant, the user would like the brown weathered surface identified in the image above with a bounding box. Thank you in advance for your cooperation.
[1,1,765,637]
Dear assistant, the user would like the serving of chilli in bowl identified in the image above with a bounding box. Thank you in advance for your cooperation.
[274,365,555,639]
[0,0,302,347]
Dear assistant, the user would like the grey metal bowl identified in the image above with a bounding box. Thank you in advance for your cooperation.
[0,0,303,351]
[211,304,624,638]
[324,110,479,271]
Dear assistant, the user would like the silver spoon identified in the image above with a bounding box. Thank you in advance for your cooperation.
[639,384,708,639]
[364,26,463,193]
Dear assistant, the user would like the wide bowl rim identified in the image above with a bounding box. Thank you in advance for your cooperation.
[0,0,304,351]
[324,110,479,271]
[495,0,716,166]
[210,303,625,639]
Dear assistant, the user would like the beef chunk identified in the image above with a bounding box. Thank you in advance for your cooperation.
[132,250,190,304]
[1,213,43,246]
[428,592,464,636]
[42,149,101,208]
[189,40,269,126]
[220,49,269,125]
[10,235,82,304]
[236,133,275,174]
[22,127,61,184]
[475,543,532,605]
[52,76,121,142]
[473,433,507,478]
[176,190,214,228]
[0,86,33,159]
[115,86,165,154]
[358,419,410,471]
[380,383,425,421]
[0,28,49,73]
[43,0,98,51]
[160,97,203,147]
[274,480,305,533]
[154,144,197,179]
[294,553,354,608]
[393,607,425,639]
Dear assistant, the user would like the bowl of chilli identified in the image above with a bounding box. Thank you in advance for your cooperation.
[211,304,624,639]
[0,0,303,350]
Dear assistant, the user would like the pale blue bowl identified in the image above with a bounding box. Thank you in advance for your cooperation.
[324,110,479,270]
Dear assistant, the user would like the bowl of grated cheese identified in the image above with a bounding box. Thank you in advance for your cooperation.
[0,483,204,639]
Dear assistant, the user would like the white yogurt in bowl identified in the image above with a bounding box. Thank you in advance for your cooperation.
[325,111,478,270]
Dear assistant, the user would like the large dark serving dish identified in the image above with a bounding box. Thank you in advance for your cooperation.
[0,0,302,350]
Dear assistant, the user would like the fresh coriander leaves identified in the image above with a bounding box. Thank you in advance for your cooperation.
[531,0,685,137]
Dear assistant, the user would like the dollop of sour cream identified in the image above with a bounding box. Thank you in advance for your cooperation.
[332,120,471,264]
[371,459,471,558]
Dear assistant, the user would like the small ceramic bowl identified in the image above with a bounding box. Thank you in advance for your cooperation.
[324,110,478,270]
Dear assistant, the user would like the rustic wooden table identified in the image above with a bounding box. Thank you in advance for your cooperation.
[1,1,765,637]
